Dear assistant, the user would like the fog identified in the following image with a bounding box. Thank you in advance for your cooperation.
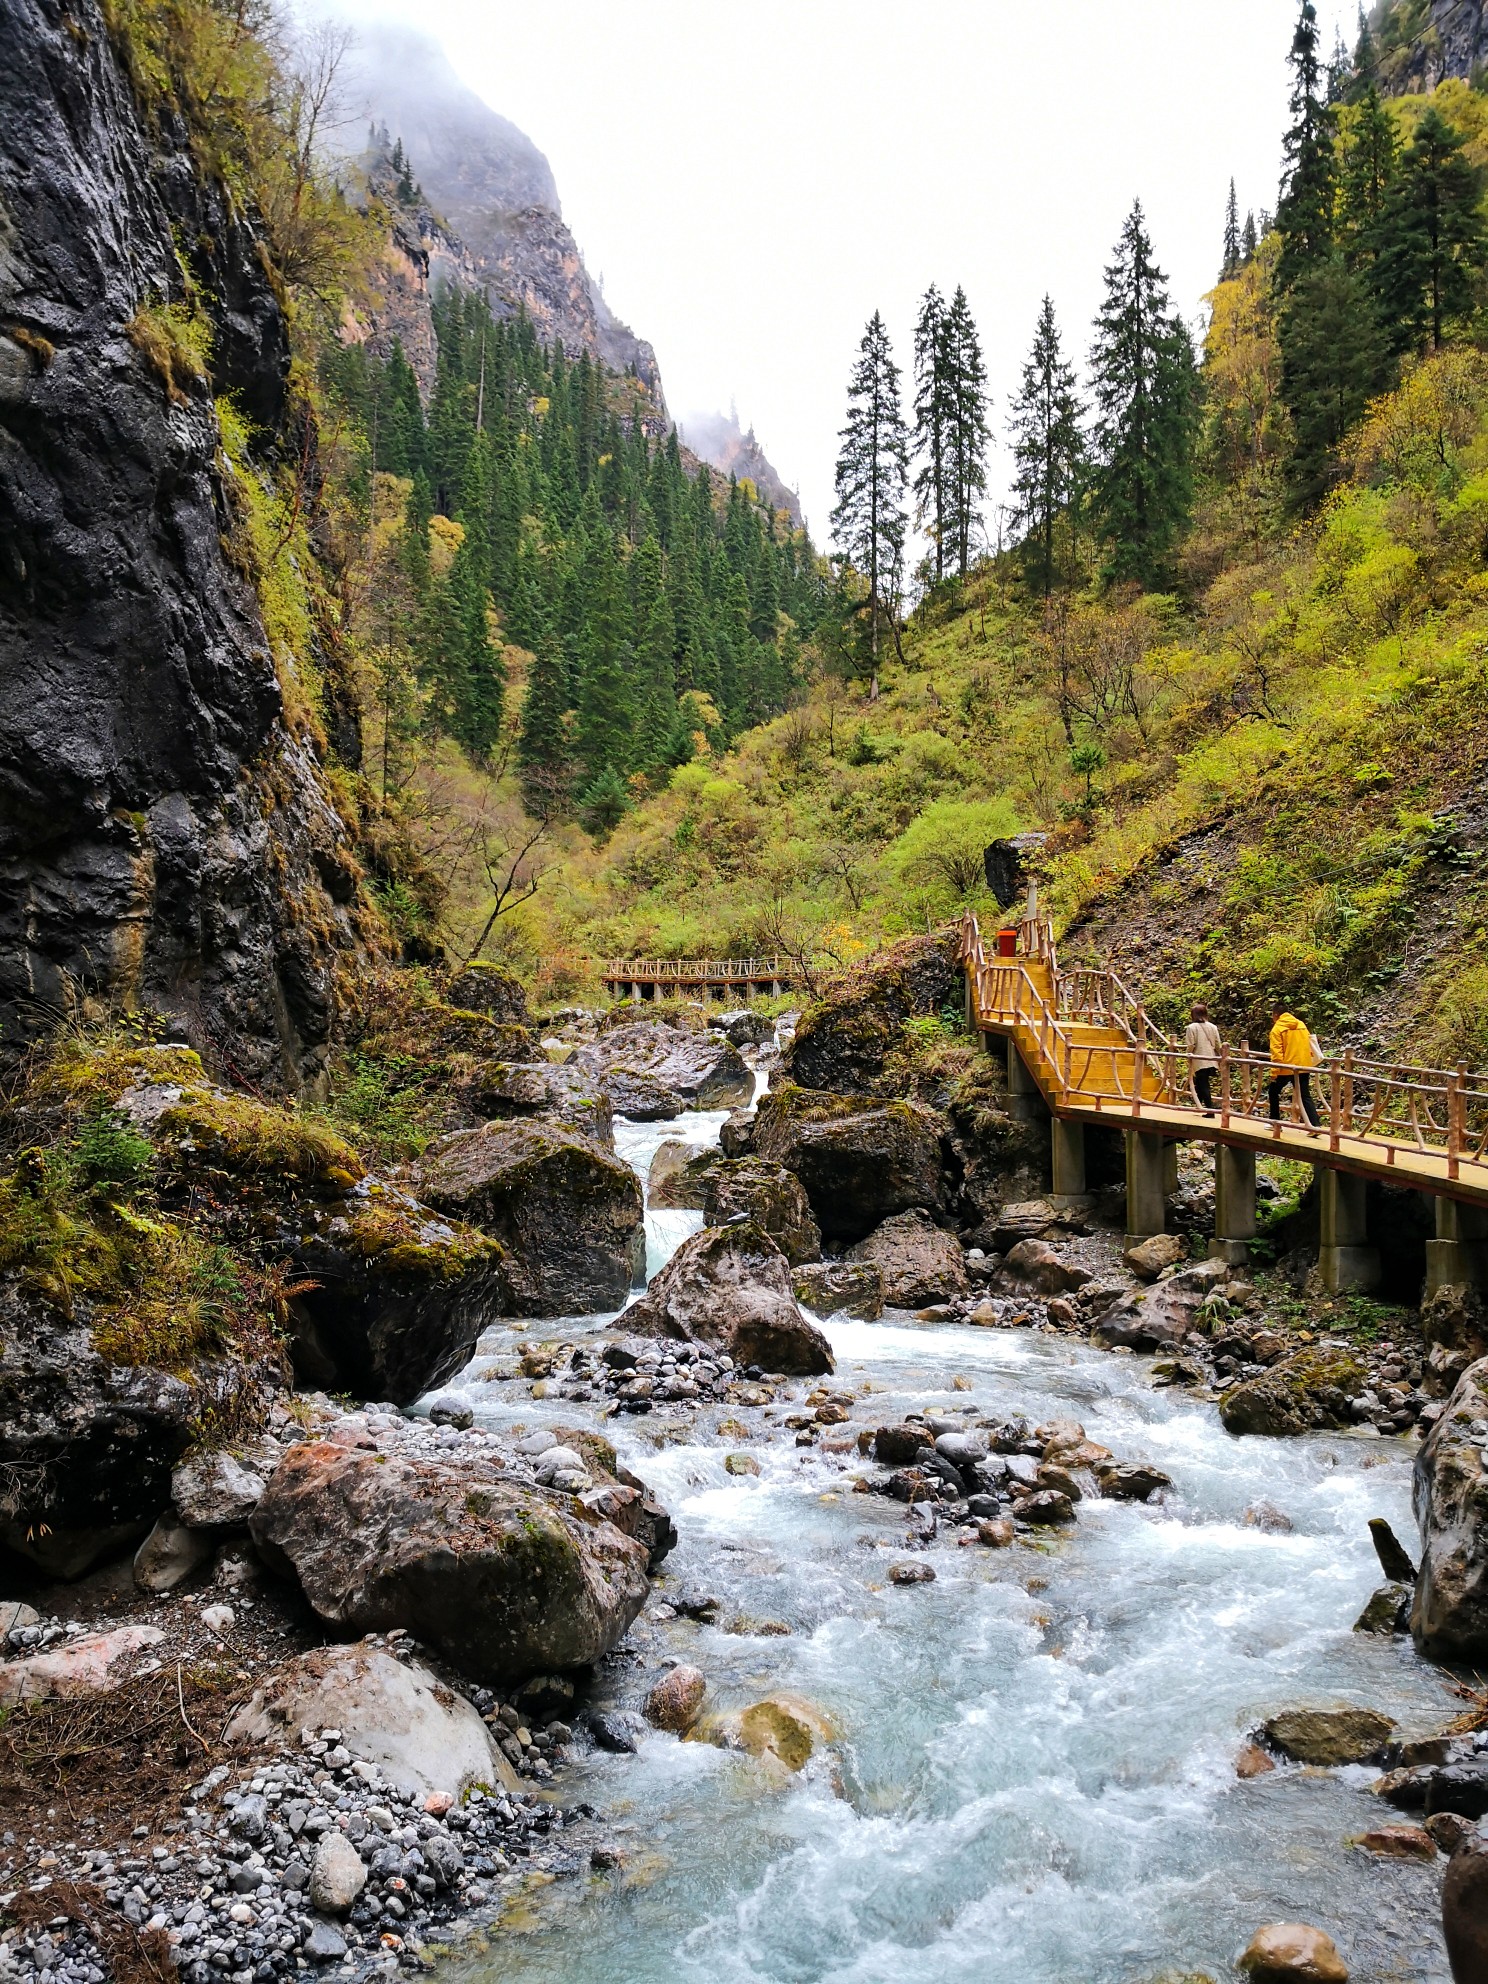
[318,0,1356,540]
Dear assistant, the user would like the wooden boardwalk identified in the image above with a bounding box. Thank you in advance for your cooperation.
[959,907,1488,1289]
[602,957,795,999]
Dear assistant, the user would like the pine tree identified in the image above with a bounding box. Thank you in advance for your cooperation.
[943,287,989,579]
[574,532,633,781]
[1088,203,1198,587]
[911,285,953,584]
[1222,179,1242,278]
[517,632,573,810]
[577,763,631,837]
[1341,83,1398,254]
[1242,210,1259,260]
[1280,256,1385,503]
[1276,2,1338,291]
[831,311,908,683]
[1354,5,1377,87]
[1375,106,1486,352]
[1008,295,1085,598]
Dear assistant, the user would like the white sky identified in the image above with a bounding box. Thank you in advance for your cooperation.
[333,0,1356,541]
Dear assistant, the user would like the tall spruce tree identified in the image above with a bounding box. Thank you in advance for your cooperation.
[831,311,908,681]
[1008,296,1085,598]
[1342,83,1398,251]
[1375,106,1486,352]
[943,287,989,579]
[1276,2,1338,291]
[1088,203,1197,587]
[1222,180,1243,278]
[517,632,573,809]
[911,284,953,584]
[1281,257,1385,502]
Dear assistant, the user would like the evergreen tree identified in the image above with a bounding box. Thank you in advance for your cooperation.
[1008,295,1085,598]
[943,287,989,579]
[574,532,633,781]
[1222,179,1242,278]
[517,632,573,810]
[1353,5,1377,89]
[1341,83,1399,255]
[577,763,631,837]
[447,542,505,761]
[1280,256,1385,502]
[1088,203,1198,587]
[1375,106,1486,352]
[831,311,908,679]
[911,284,953,584]
[1276,2,1338,291]
[1242,210,1259,260]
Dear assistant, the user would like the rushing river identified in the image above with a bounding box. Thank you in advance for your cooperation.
[433,1090,1461,1984]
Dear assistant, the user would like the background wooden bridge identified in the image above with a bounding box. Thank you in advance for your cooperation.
[960,907,1488,1297]
[601,957,796,1000]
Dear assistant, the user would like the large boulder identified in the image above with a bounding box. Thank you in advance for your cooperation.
[415,1120,644,1316]
[792,1261,884,1320]
[250,1440,653,1686]
[288,1178,509,1404]
[1261,1707,1395,1765]
[1096,1259,1225,1350]
[579,1021,753,1110]
[224,1643,516,1799]
[782,933,959,1094]
[462,1061,614,1147]
[703,1159,821,1265]
[847,1209,968,1307]
[753,1086,946,1244]
[1412,1356,1488,1663]
[1219,1347,1367,1437]
[647,1141,721,1209]
[625,1223,834,1376]
[444,962,529,1024]
[600,1067,684,1121]
[1443,1828,1488,1984]
[710,1010,775,1049]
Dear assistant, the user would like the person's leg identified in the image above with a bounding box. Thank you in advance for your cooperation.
[1195,1068,1215,1113]
[1267,1074,1285,1120]
[1298,1073,1319,1127]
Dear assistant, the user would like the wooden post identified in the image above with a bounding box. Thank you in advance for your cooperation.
[1342,1049,1354,1134]
[1329,1063,1341,1154]
[1219,1045,1232,1129]
[1133,1041,1144,1116]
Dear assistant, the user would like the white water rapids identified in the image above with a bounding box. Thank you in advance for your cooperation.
[432,1092,1459,1984]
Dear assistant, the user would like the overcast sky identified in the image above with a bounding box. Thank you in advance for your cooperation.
[329,0,1356,541]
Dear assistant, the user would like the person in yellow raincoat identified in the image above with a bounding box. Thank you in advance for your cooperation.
[1267,1011,1320,1127]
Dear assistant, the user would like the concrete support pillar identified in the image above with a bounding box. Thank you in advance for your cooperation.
[771,981,782,1000]
[1211,1144,1257,1266]
[1051,1118,1087,1205]
[1426,1199,1488,1296]
[1318,1166,1381,1293]
[1006,1040,1047,1123]
[1126,1130,1167,1244]
[630,980,643,1002]
[1165,1144,1180,1197]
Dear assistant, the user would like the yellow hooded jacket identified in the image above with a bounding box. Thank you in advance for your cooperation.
[1269,1014,1315,1069]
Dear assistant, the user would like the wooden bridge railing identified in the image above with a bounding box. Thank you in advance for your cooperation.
[959,908,1488,1181]
[602,957,794,985]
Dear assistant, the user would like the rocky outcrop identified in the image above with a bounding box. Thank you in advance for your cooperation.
[0,0,368,1089]
[250,1439,653,1686]
[1219,1347,1367,1437]
[444,962,529,1023]
[754,1087,946,1243]
[703,1159,821,1265]
[224,1643,515,1800]
[847,1210,968,1308]
[782,933,959,1094]
[625,1224,834,1375]
[1412,1355,1488,1662]
[579,1020,752,1110]
[1372,0,1488,94]
[416,1119,644,1315]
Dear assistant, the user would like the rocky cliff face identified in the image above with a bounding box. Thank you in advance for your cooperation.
[1372,0,1488,91]
[348,23,663,395]
[0,0,368,1090]
[680,409,802,523]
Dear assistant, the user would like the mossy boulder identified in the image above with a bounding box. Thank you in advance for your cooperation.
[703,1158,821,1265]
[250,1439,653,1686]
[626,1223,834,1375]
[464,1061,615,1148]
[415,1120,644,1316]
[1412,1355,1488,1663]
[1260,1706,1395,1765]
[578,1020,753,1110]
[647,1140,721,1209]
[781,933,959,1095]
[444,962,530,1024]
[847,1208,968,1307]
[753,1085,947,1244]
[1218,1348,1367,1437]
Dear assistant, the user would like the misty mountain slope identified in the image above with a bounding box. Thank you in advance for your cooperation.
[1370,0,1488,91]
[681,409,802,524]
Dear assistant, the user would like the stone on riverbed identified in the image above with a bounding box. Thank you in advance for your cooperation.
[1444,1828,1488,1982]
[0,1623,165,1705]
[704,1159,821,1265]
[624,1223,834,1376]
[647,1141,721,1209]
[753,1087,947,1243]
[704,1694,834,1772]
[1001,1238,1092,1297]
[847,1209,968,1307]
[1219,1348,1367,1437]
[579,1019,753,1109]
[225,1642,514,1800]
[645,1664,707,1733]
[250,1439,654,1685]
[1411,1355,1488,1663]
[1261,1707,1395,1766]
[309,1830,368,1914]
[1238,1923,1349,1982]
[792,1261,884,1319]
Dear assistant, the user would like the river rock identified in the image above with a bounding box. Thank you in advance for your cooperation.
[792,1261,884,1319]
[1262,1707,1395,1766]
[711,1010,775,1048]
[415,1119,644,1317]
[1356,1825,1436,1860]
[1123,1233,1188,1279]
[1219,1348,1367,1437]
[309,1831,367,1914]
[1427,1765,1488,1819]
[1001,1238,1092,1297]
[648,1141,721,1209]
[890,1560,936,1584]
[1443,1826,1488,1982]
[601,1067,685,1120]
[250,1439,654,1684]
[644,1664,707,1732]
[1099,1259,1226,1350]
[780,932,959,1093]
[579,1020,753,1109]
[1238,1923,1348,1982]
[0,1623,165,1706]
[719,1109,758,1157]
[133,1515,214,1592]
[225,1643,515,1798]
[624,1223,833,1376]
[706,1693,834,1772]
[847,1209,968,1307]
[465,1061,615,1147]
[704,1159,822,1265]
[1014,1489,1076,1525]
[1412,1356,1488,1663]
[1369,1517,1418,1583]
[1095,1461,1173,1501]
[1355,1584,1412,1634]
[172,1447,271,1527]
[754,1087,947,1244]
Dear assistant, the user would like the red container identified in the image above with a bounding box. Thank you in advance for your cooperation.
[996,928,1018,958]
